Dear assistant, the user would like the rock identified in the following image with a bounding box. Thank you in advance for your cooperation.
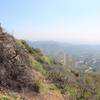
[0,28,34,92]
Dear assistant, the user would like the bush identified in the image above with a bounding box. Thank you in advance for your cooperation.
[16,40,25,47]
[41,56,51,64]
[34,81,48,93]
[62,84,77,96]
[32,60,46,74]
[0,91,20,100]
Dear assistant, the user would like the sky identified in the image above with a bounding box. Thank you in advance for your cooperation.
[0,0,100,44]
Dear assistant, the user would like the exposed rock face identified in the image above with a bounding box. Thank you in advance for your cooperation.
[0,29,34,91]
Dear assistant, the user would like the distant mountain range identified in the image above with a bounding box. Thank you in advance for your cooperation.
[27,41,100,58]
[27,41,100,70]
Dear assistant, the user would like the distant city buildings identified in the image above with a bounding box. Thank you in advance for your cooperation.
[55,51,77,67]
[55,51,100,72]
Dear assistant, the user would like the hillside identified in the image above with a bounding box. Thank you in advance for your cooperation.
[0,26,100,100]
[0,27,66,100]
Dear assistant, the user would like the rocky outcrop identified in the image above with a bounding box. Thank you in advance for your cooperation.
[0,28,34,91]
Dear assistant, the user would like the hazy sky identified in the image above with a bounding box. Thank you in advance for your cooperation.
[0,0,100,44]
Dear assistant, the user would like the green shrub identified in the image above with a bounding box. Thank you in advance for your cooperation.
[0,91,19,100]
[47,71,62,81]
[84,91,92,98]
[34,80,50,93]
[41,56,51,64]
[32,60,46,74]
[16,40,25,47]
[62,84,77,96]
[32,48,43,56]
[0,96,10,100]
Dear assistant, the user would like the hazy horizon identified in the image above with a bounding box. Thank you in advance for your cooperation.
[1,0,100,44]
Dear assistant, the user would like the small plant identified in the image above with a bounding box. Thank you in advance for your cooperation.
[41,55,51,64]
[16,40,25,47]
[0,91,20,100]
[0,96,10,100]
[62,84,77,96]
[34,80,49,93]
[84,91,92,98]
[32,60,46,74]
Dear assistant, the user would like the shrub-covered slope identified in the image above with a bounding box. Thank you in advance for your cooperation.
[16,39,100,100]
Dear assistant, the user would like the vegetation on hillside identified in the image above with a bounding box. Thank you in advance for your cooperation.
[18,40,100,100]
[0,36,100,100]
